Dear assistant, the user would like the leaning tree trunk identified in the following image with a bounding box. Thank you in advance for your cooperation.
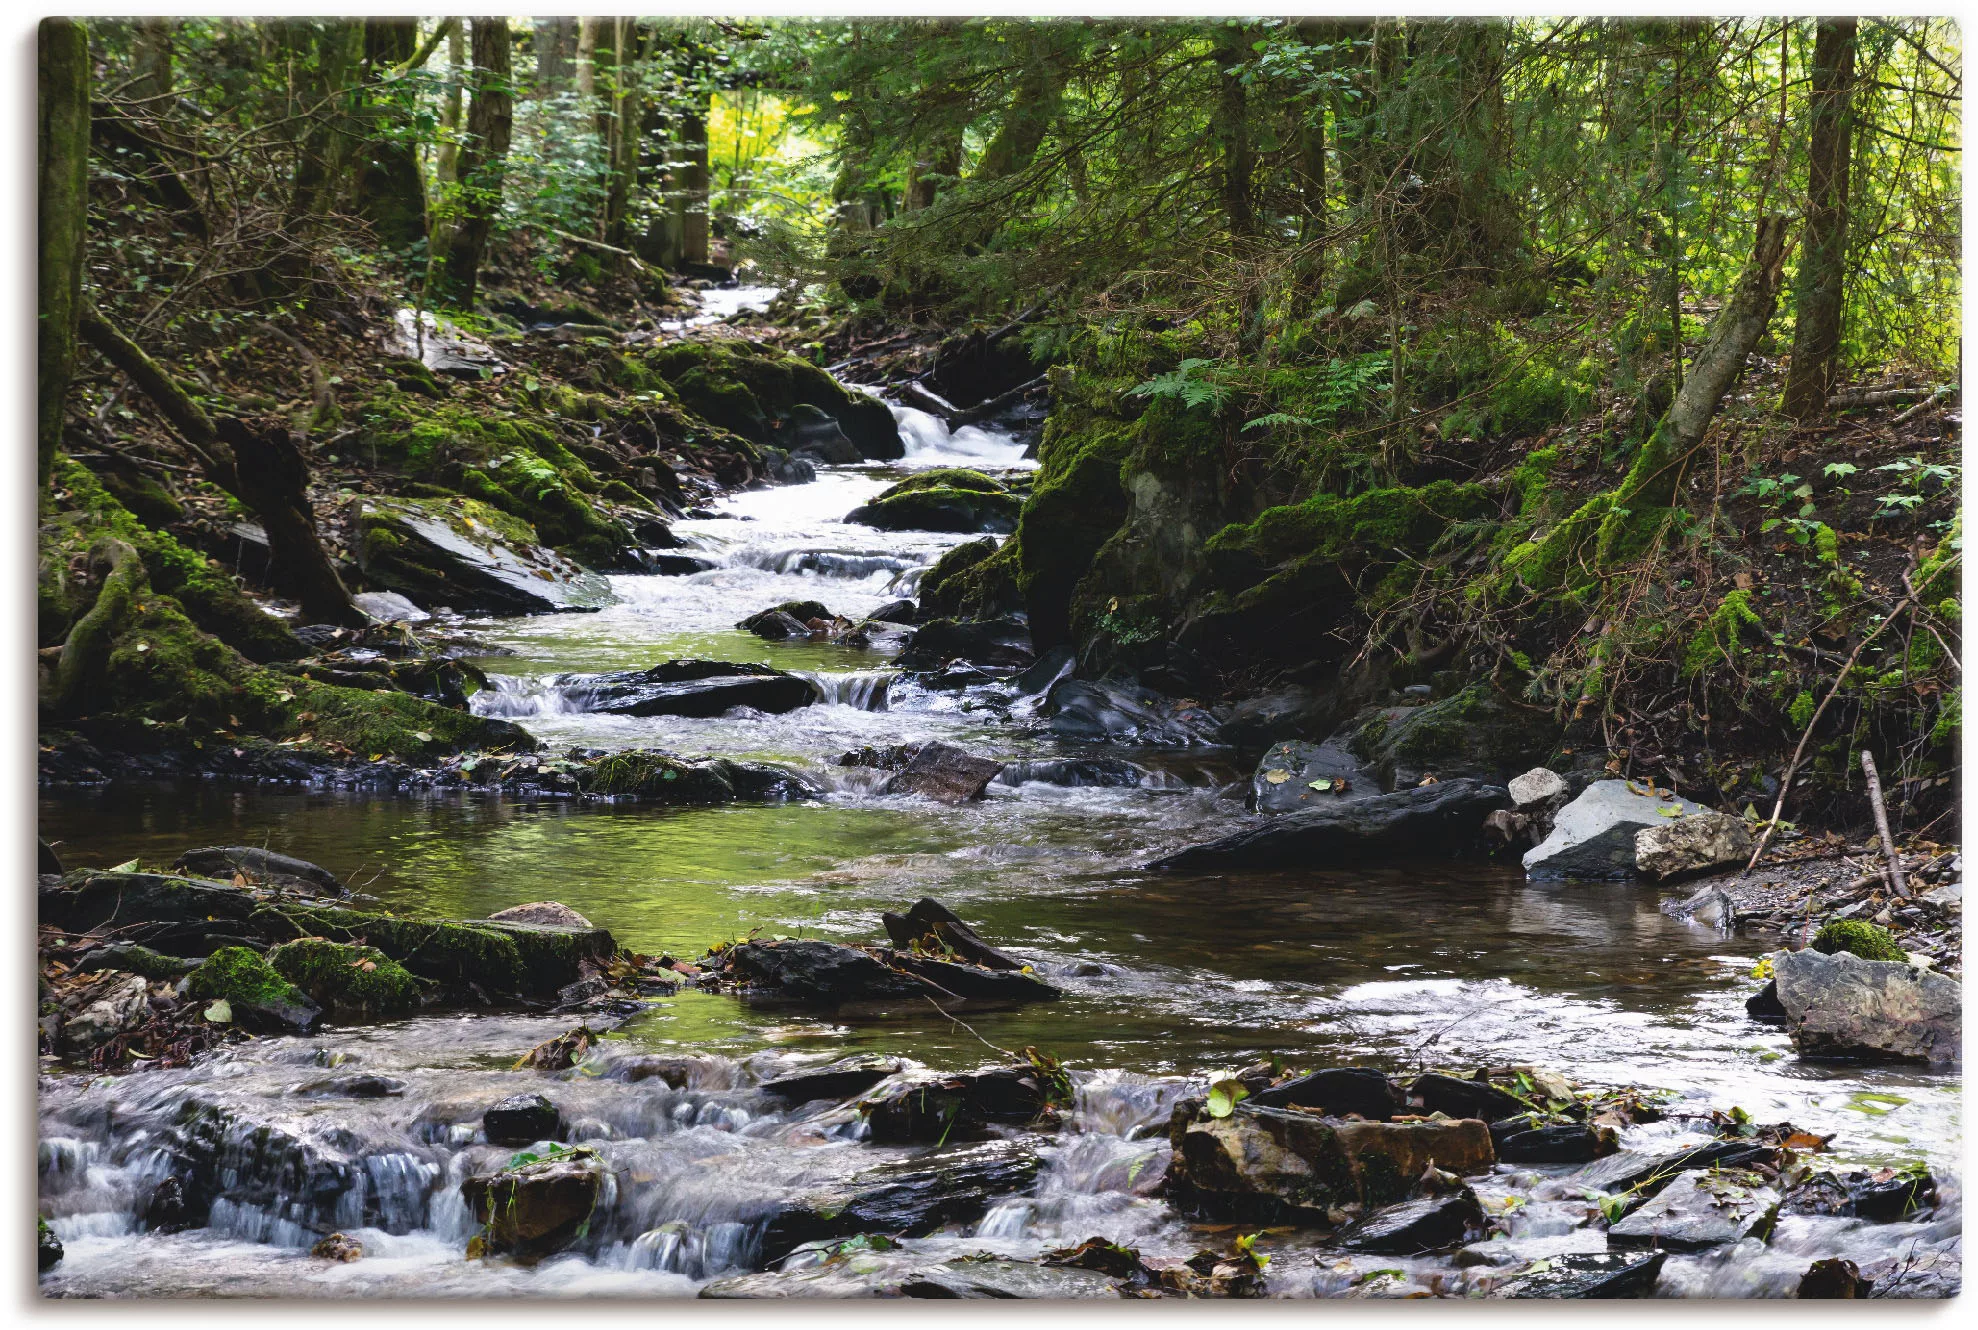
[1781,18,1859,421]
[39,18,91,492]
[76,308,368,627]
[432,17,513,310]
[53,538,144,717]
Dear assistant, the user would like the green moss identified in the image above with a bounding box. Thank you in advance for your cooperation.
[849,486,1022,534]
[1206,480,1491,574]
[1508,446,1560,516]
[187,946,310,1009]
[265,903,528,992]
[1811,921,1907,962]
[1683,589,1764,677]
[918,538,998,618]
[581,750,737,803]
[1003,387,1136,645]
[267,938,421,1017]
[645,339,899,458]
[878,468,1006,498]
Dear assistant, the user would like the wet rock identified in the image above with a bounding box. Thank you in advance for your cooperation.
[1170,1103,1494,1218]
[895,617,1035,671]
[1216,685,1341,751]
[1493,1123,1614,1164]
[645,553,718,575]
[1782,1167,1938,1221]
[860,1065,1052,1143]
[38,1217,62,1272]
[1523,780,1715,880]
[1250,739,1373,814]
[295,1075,408,1099]
[59,973,152,1054]
[721,939,952,1007]
[1351,687,1560,790]
[759,1138,1042,1264]
[1745,980,1787,1023]
[172,846,345,896]
[1667,882,1737,928]
[744,610,810,640]
[1338,1189,1485,1254]
[267,938,421,1018]
[1606,1168,1780,1251]
[1771,947,1960,1064]
[483,1093,563,1146]
[880,898,1022,969]
[562,659,821,718]
[462,1147,605,1259]
[1046,677,1223,747]
[996,756,1147,788]
[1566,1141,1776,1200]
[1489,1251,1665,1298]
[846,486,1023,534]
[355,496,615,615]
[72,942,198,981]
[759,1054,904,1104]
[869,598,919,625]
[1152,779,1510,871]
[1634,811,1753,881]
[1012,643,1077,696]
[1799,1257,1872,1299]
[1249,1067,1402,1119]
[881,742,1005,804]
[887,954,1062,1003]
[702,1254,1118,1300]
[488,901,595,929]
[351,589,430,623]
[1507,766,1568,811]
[311,1232,364,1262]
[761,448,818,485]
[1406,1073,1533,1121]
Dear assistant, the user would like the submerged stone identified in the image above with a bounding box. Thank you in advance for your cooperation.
[881,742,1005,803]
[759,1055,904,1104]
[757,1139,1042,1265]
[483,1093,564,1147]
[1337,1189,1484,1254]
[1489,1251,1666,1298]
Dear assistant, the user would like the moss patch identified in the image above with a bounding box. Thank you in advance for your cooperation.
[878,468,1006,498]
[268,938,421,1017]
[187,946,310,1009]
[1812,921,1908,962]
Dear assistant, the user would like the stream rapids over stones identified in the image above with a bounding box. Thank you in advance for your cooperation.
[39,359,1960,1301]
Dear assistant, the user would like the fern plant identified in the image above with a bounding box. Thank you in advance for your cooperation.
[1126,358,1232,411]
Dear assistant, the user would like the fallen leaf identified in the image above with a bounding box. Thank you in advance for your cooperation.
[1264,769,1291,784]
[204,999,233,1023]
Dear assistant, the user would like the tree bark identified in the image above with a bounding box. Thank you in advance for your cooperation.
[428,19,466,269]
[431,17,513,310]
[54,539,144,717]
[1782,18,1859,420]
[77,308,368,627]
[974,36,1065,183]
[39,18,91,492]
[1212,24,1256,238]
[285,20,363,230]
[677,103,711,265]
[130,19,173,104]
[353,18,431,254]
[534,17,576,95]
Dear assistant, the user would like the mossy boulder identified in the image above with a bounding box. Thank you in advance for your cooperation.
[880,468,1007,498]
[267,938,422,1018]
[918,538,998,619]
[354,496,615,615]
[846,487,1022,534]
[1812,921,1908,963]
[1350,686,1560,790]
[646,339,904,461]
[187,946,322,1033]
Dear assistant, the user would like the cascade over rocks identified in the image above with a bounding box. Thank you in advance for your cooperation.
[554,659,822,717]
[1152,778,1510,871]
[1045,677,1223,746]
[463,1147,605,1259]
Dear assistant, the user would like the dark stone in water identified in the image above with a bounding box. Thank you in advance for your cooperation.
[882,742,1005,804]
[172,846,345,896]
[723,939,952,1007]
[1012,644,1076,697]
[996,757,1147,788]
[484,1093,564,1146]
[1799,1258,1873,1299]
[888,954,1061,1003]
[39,838,64,875]
[462,1148,604,1258]
[1490,1251,1666,1298]
[645,553,719,576]
[861,1065,1051,1143]
[1337,1189,1484,1254]
[1605,1168,1780,1251]
[869,598,919,625]
[1248,1067,1401,1119]
[757,1139,1042,1265]
[896,617,1035,671]
[1494,1123,1610,1164]
[1567,1140,1777,1201]
[1250,738,1375,814]
[743,609,809,640]
[846,487,1022,534]
[1408,1073,1535,1123]
[1151,779,1510,871]
[38,1218,63,1272]
[701,1255,1118,1300]
[1046,678,1222,747]
[759,1054,904,1104]
[295,1075,408,1099]
[880,897,1022,971]
[1782,1167,1938,1221]
[566,659,821,718]
[1745,979,1787,1023]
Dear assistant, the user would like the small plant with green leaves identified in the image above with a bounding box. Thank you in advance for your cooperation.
[1871,456,1959,521]
[1126,358,1232,411]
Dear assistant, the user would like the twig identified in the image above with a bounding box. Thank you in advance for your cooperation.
[923,995,1015,1059]
[545,227,663,280]
[1892,385,1955,428]
[1858,750,1911,898]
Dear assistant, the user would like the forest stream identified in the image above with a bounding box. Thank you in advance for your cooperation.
[37,301,1961,1299]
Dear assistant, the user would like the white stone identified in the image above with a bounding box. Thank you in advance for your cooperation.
[1507,767,1568,810]
[1523,779,1713,880]
[1634,811,1753,880]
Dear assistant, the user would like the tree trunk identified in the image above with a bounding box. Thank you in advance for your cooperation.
[431,17,513,311]
[600,19,643,250]
[1782,18,1859,420]
[1212,25,1256,238]
[76,309,368,627]
[428,19,466,268]
[353,18,431,254]
[53,539,144,717]
[575,17,600,102]
[677,103,711,265]
[974,37,1065,183]
[534,17,575,95]
[39,18,91,492]
[130,18,173,104]
[1293,20,1329,239]
[285,20,363,230]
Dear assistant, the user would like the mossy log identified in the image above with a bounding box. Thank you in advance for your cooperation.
[51,538,144,718]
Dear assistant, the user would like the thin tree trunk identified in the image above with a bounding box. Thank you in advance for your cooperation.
[1213,25,1256,238]
[77,308,367,627]
[130,18,173,104]
[1782,18,1859,420]
[432,17,513,310]
[600,19,642,250]
[39,18,91,492]
[678,103,711,265]
[428,19,466,268]
[534,17,575,95]
[353,18,431,254]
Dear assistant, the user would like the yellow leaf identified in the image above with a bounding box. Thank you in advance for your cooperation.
[1263,769,1291,784]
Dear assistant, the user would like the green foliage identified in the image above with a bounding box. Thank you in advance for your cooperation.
[188,946,310,1011]
[1683,589,1764,677]
[1126,358,1231,412]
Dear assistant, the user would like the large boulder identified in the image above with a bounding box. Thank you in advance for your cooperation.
[1046,678,1223,747]
[557,660,821,717]
[895,617,1035,671]
[1350,687,1560,790]
[881,742,1005,804]
[846,486,1023,534]
[1634,811,1753,881]
[462,1148,604,1259]
[354,496,615,615]
[646,338,904,461]
[859,1065,1051,1143]
[1770,948,1960,1064]
[1523,780,1714,880]
[1152,778,1509,871]
[1216,685,1341,752]
[185,947,322,1034]
[1606,1169,1780,1251]
[1250,738,1375,814]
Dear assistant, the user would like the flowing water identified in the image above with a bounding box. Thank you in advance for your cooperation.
[38,380,1961,1298]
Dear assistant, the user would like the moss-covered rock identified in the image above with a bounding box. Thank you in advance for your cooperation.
[879,468,1007,498]
[1812,920,1908,962]
[646,339,904,460]
[1350,686,1561,790]
[267,938,422,1017]
[186,946,321,1032]
[354,496,615,615]
[918,538,998,618]
[846,487,1022,534]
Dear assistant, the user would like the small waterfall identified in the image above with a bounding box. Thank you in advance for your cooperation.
[884,402,1036,469]
[724,547,921,580]
[471,673,589,717]
[798,672,891,711]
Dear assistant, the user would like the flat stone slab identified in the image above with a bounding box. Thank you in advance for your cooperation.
[1524,779,1713,880]
[1606,1169,1780,1251]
